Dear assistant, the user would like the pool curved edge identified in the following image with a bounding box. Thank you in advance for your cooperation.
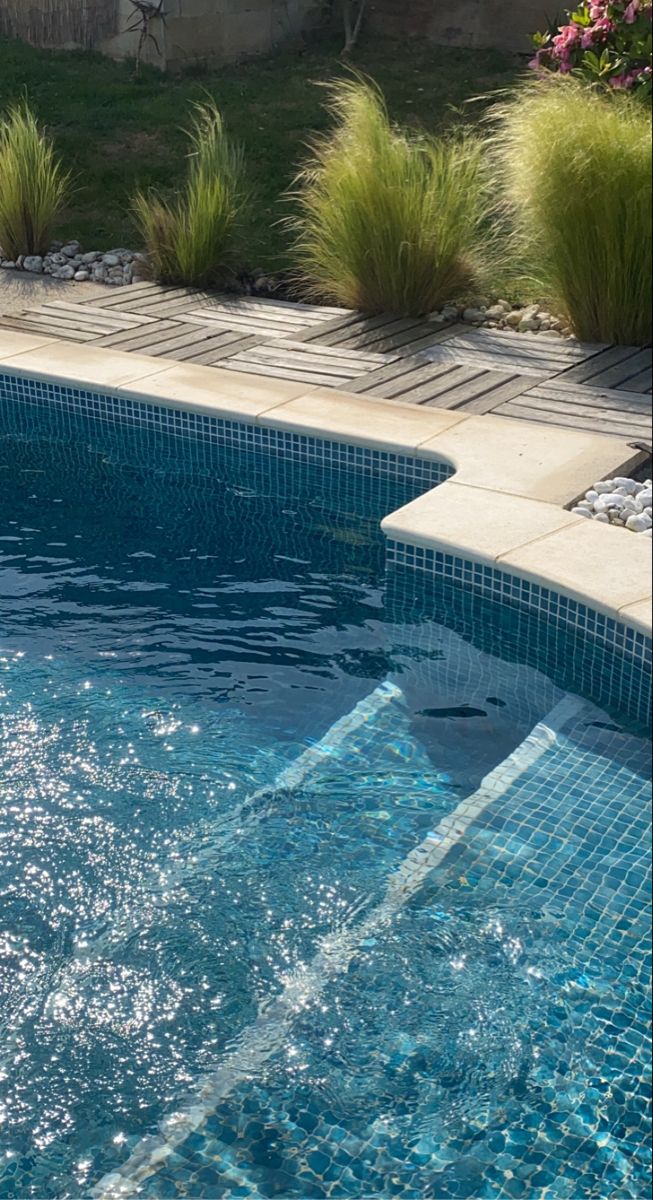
[0,331,650,646]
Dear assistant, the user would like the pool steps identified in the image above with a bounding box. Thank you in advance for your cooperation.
[91,692,588,1198]
[78,678,405,960]
[0,678,406,1100]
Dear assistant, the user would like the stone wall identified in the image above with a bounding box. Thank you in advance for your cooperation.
[367,0,550,53]
[99,0,323,68]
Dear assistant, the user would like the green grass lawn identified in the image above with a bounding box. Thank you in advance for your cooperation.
[0,33,522,273]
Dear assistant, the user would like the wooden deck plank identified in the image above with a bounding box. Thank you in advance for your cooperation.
[92,322,243,358]
[220,358,351,387]
[427,373,537,414]
[23,308,153,337]
[220,343,382,382]
[192,295,345,324]
[36,301,155,329]
[349,357,534,411]
[308,316,466,353]
[102,291,212,316]
[328,316,430,348]
[184,309,313,337]
[118,296,229,320]
[496,399,651,439]
[626,370,653,394]
[294,312,396,345]
[27,315,140,339]
[90,319,184,350]
[0,315,94,342]
[337,325,458,356]
[529,381,652,415]
[349,359,461,398]
[79,284,202,310]
[587,349,652,392]
[184,335,261,365]
[247,338,391,369]
[557,345,652,391]
[68,281,167,309]
[224,355,359,382]
[421,329,605,377]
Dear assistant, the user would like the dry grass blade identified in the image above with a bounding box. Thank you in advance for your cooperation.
[0,101,71,259]
[132,100,247,286]
[490,77,652,345]
[287,78,492,316]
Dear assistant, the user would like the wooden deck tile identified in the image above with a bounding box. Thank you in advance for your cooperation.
[420,328,605,377]
[494,381,652,439]
[219,338,393,387]
[77,283,203,310]
[92,321,260,362]
[557,345,652,393]
[176,295,348,338]
[349,356,535,410]
[185,308,313,338]
[0,315,94,342]
[298,311,465,354]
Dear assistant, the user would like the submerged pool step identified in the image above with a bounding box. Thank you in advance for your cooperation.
[93,691,620,1199]
[80,677,406,957]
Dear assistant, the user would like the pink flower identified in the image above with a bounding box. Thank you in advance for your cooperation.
[623,2,640,23]
[589,4,606,16]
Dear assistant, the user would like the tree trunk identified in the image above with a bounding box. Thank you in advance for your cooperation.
[342,0,368,55]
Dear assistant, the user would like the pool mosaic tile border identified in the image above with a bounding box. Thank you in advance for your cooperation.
[0,372,451,491]
[386,541,652,725]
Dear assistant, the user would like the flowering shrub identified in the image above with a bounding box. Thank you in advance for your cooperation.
[531,2,652,95]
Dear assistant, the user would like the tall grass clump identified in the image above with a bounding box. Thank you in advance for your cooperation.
[289,80,491,315]
[133,101,246,287]
[0,102,70,260]
[492,78,652,344]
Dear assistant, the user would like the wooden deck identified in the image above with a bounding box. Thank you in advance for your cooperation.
[1,284,650,442]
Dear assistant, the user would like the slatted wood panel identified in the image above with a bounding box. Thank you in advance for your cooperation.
[92,321,261,364]
[296,311,466,355]
[494,381,652,439]
[557,345,652,393]
[180,296,347,339]
[347,357,536,411]
[219,339,394,387]
[420,328,606,378]
[0,302,156,342]
[75,284,204,310]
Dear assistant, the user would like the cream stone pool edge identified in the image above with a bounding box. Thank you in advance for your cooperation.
[0,331,650,642]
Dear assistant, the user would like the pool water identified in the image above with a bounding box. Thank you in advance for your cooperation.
[0,399,650,1200]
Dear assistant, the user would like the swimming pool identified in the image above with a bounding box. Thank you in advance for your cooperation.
[0,376,651,1200]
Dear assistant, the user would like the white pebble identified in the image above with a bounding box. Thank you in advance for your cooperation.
[572,506,592,518]
[625,512,652,533]
[614,477,639,494]
[593,481,613,494]
[593,512,610,523]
